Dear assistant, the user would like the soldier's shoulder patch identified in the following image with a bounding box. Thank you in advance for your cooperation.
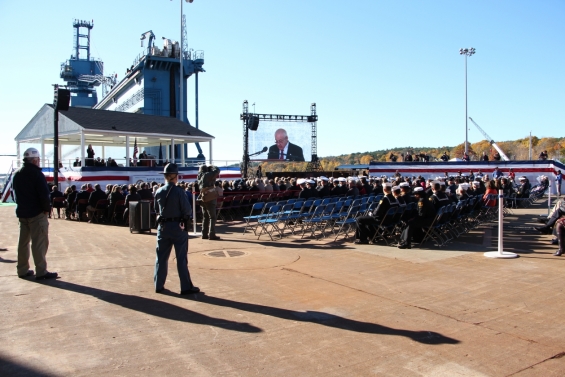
[429,197,433,201]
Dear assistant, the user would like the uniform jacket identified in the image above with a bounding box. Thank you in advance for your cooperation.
[373,193,399,219]
[155,183,192,218]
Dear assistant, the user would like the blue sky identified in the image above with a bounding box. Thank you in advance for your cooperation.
[0,0,563,172]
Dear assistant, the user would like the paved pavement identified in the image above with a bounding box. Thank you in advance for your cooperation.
[1,201,564,376]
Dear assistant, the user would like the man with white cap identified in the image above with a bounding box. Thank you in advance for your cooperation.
[332,177,347,196]
[516,176,531,206]
[297,179,311,199]
[429,181,450,211]
[355,183,399,244]
[399,182,413,204]
[316,176,331,198]
[12,148,58,280]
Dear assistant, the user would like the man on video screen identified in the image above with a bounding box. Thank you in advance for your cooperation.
[267,128,305,162]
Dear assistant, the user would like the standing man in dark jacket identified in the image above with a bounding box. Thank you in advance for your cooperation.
[198,165,221,240]
[154,163,199,294]
[12,148,58,280]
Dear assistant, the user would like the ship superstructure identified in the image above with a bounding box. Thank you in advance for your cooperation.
[94,30,205,159]
[60,20,117,108]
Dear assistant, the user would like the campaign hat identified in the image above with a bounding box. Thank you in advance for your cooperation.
[161,163,179,174]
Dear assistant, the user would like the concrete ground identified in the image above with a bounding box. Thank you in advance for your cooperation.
[1,201,564,376]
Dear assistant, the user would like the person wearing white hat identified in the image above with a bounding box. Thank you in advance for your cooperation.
[332,177,347,196]
[12,148,58,280]
[316,176,330,198]
[399,182,413,203]
[429,181,451,211]
[298,179,314,199]
[392,186,406,207]
[516,176,531,205]
[355,183,399,244]
[456,183,471,201]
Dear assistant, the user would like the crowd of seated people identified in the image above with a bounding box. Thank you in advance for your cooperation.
[45,168,544,235]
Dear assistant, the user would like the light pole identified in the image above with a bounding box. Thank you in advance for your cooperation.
[179,0,193,125]
[459,47,475,155]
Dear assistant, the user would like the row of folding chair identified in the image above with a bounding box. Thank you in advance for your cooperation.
[419,195,504,247]
[247,197,360,240]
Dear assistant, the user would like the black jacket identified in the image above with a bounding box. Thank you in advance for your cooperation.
[88,188,107,207]
[267,142,305,161]
[12,162,50,218]
[373,194,399,220]
[138,188,154,201]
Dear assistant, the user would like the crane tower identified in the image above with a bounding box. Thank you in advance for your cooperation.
[59,20,115,108]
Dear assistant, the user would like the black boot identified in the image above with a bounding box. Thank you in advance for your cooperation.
[554,250,562,256]
[534,226,550,234]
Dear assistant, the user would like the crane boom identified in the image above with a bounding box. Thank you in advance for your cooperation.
[468,117,510,161]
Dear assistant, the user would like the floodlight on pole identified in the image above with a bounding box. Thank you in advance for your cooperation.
[178,0,194,126]
[460,47,475,155]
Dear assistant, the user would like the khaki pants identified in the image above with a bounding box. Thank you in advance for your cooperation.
[17,213,49,277]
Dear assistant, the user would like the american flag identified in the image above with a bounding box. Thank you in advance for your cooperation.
[133,138,138,164]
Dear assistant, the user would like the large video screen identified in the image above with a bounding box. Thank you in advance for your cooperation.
[249,121,311,162]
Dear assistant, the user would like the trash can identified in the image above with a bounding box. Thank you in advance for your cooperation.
[129,201,151,233]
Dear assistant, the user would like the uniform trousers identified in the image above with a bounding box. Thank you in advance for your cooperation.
[557,218,565,253]
[154,222,194,291]
[355,216,382,241]
[200,199,217,237]
[17,213,49,277]
[400,218,432,246]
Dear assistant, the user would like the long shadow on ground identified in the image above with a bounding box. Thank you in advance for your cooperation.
[37,280,262,333]
[186,293,461,345]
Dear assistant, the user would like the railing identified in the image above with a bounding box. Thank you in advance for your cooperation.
[44,158,241,170]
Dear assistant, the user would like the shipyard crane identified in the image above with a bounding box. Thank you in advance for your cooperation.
[140,30,155,55]
[77,73,118,98]
[468,117,510,161]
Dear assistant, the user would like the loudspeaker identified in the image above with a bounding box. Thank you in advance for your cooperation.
[55,88,71,111]
[247,116,259,131]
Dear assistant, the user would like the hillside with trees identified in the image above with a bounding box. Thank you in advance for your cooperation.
[253,137,565,173]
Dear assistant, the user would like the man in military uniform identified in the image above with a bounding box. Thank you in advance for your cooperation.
[398,187,436,249]
[154,163,199,295]
[12,148,58,280]
[399,182,413,203]
[198,164,221,240]
[429,181,450,211]
[316,176,331,198]
[355,183,399,244]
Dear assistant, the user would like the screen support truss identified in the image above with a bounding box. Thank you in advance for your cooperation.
[240,101,319,179]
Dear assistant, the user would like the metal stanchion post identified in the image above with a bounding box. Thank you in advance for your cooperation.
[191,186,201,236]
[485,190,519,259]
[548,184,552,215]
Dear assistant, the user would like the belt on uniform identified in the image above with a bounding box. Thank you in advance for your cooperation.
[161,217,183,222]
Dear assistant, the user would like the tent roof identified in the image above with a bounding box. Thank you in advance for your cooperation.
[15,104,213,147]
